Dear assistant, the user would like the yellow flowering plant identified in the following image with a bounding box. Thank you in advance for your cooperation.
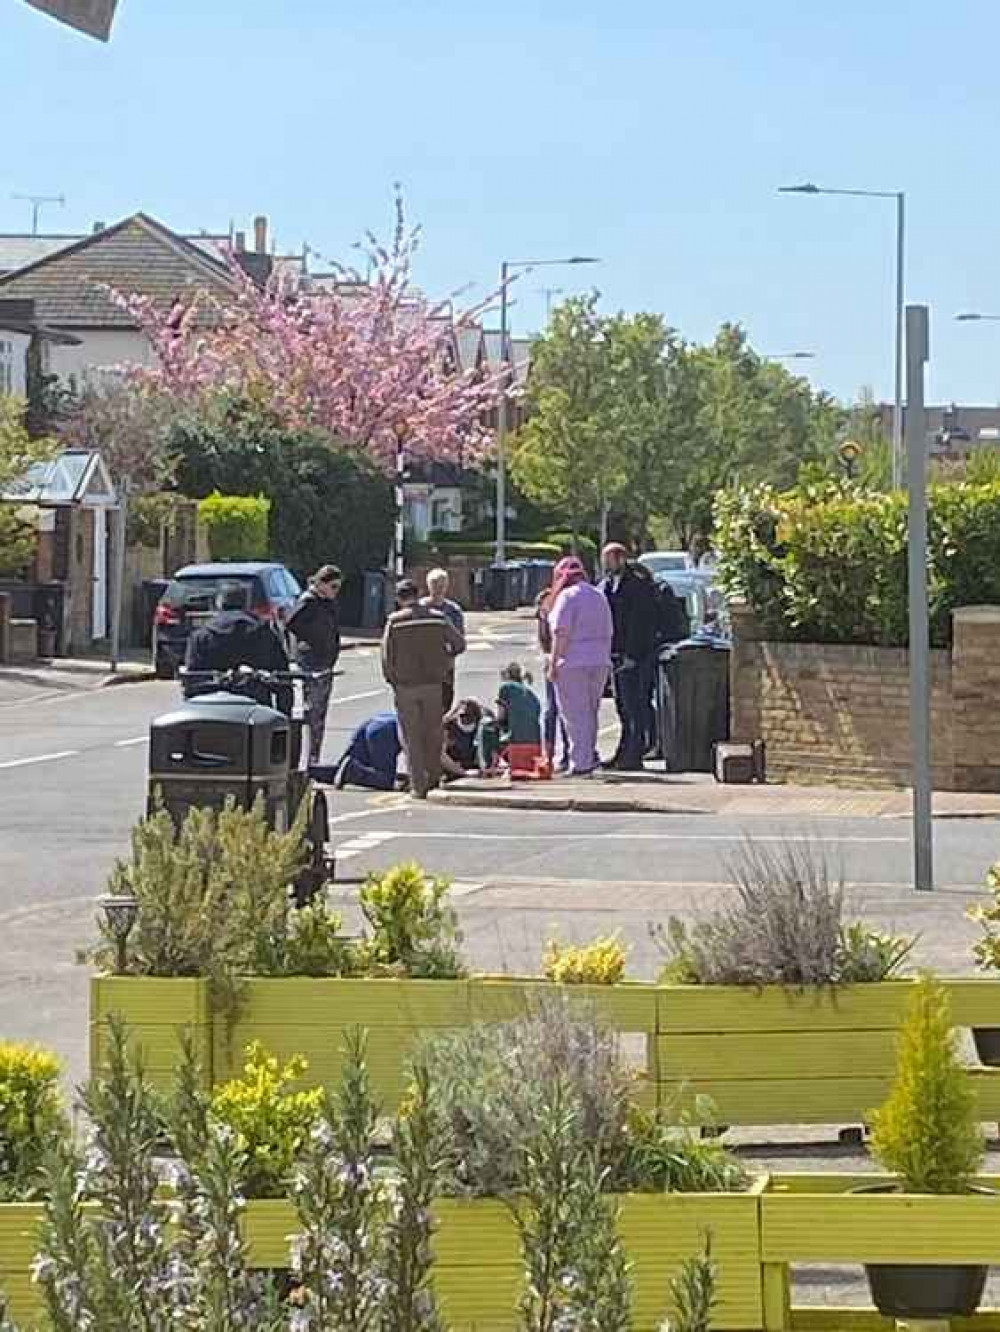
[968,863,1000,971]
[210,1042,323,1198]
[543,933,628,986]
[0,1042,66,1200]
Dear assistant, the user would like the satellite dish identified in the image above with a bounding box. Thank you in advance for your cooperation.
[23,0,118,41]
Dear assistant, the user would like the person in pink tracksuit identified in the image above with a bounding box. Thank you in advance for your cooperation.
[545,556,613,777]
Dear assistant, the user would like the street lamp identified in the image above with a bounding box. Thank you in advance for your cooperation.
[767,351,816,361]
[780,182,905,488]
[956,312,1000,322]
[495,255,600,563]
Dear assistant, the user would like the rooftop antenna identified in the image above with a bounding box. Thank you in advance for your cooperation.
[11,192,66,235]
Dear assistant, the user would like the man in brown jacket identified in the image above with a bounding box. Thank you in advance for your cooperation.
[382,579,466,798]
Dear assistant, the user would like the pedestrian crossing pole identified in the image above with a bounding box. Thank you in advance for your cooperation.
[906,305,933,892]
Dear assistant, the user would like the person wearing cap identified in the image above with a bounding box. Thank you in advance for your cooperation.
[545,556,614,777]
[381,578,466,798]
[601,542,659,771]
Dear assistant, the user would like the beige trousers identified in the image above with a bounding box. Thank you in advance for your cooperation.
[394,683,444,797]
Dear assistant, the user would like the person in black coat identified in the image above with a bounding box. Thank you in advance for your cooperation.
[288,564,343,766]
[183,583,291,712]
[601,543,659,770]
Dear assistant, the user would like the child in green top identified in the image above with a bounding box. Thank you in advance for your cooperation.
[497,662,542,748]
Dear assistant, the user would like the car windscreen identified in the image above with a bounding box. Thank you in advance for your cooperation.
[164,575,257,613]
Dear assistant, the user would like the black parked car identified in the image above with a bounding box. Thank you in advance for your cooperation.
[152,562,302,679]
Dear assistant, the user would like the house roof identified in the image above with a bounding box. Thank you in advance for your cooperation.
[3,449,116,507]
[0,235,83,276]
[0,214,236,329]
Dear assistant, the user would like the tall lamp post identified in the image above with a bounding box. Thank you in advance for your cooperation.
[780,183,905,488]
[495,255,600,563]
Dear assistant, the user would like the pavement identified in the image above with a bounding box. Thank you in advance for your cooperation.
[432,770,1000,819]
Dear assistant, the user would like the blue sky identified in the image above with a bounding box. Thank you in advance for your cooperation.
[4,0,1000,405]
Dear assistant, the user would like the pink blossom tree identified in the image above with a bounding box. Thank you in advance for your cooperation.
[116,194,502,473]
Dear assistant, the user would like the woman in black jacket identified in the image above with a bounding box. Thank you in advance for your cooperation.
[288,564,342,765]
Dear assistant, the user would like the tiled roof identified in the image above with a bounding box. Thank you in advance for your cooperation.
[0,235,81,275]
[0,214,236,328]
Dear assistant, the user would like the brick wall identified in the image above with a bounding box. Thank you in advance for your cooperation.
[730,603,1000,791]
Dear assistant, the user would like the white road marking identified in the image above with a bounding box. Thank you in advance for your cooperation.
[328,808,393,827]
[342,829,909,846]
[335,830,397,861]
[114,736,147,748]
[0,749,78,770]
[333,689,385,706]
[449,879,486,896]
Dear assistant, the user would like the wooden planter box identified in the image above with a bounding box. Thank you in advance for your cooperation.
[241,1181,765,1332]
[91,976,660,1109]
[657,981,1000,1128]
[760,1173,1000,1331]
[0,1203,43,1326]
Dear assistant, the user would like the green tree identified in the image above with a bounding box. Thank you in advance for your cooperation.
[509,295,621,546]
[172,395,394,602]
[0,397,57,577]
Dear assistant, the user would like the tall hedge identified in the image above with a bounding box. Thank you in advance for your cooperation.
[198,492,270,561]
[715,479,1000,647]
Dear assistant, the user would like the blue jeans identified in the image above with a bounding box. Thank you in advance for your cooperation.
[544,678,569,763]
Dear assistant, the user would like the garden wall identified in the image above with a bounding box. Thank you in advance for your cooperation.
[730,603,1000,791]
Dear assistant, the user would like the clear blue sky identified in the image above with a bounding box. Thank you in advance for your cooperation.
[4,0,1000,406]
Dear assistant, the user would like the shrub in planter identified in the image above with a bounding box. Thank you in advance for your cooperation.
[0,1044,66,1201]
[656,839,912,987]
[543,932,628,985]
[210,1044,324,1199]
[421,996,747,1198]
[664,1235,717,1332]
[359,862,465,979]
[863,975,987,1319]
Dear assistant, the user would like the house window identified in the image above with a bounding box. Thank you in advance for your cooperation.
[0,341,13,395]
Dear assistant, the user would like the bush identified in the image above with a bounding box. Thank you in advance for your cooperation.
[421,996,746,1198]
[93,800,308,1015]
[210,1043,324,1198]
[359,862,465,979]
[656,839,912,988]
[0,1044,65,1201]
[714,478,1000,647]
[543,932,628,985]
[198,491,270,560]
[869,975,984,1192]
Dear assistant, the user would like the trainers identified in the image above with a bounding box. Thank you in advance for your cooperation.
[334,758,354,790]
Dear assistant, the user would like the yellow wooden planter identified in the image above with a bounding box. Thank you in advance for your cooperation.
[239,1181,765,1332]
[657,981,1000,1128]
[0,1204,43,1327]
[90,976,213,1091]
[760,1173,1000,1332]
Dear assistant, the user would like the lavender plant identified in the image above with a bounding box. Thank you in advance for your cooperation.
[381,1060,446,1332]
[515,1082,632,1332]
[661,1234,717,1332]
[290,1029,385,1330]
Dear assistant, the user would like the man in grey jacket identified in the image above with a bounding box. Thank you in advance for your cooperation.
[382,579,465,798]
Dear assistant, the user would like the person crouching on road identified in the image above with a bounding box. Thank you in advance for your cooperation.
[442,698,485,780]
[311,711,402,792]
[422,567,465,711]
[288,564,343,766]
[381,579,465,799]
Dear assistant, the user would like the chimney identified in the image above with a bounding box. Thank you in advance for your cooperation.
[234,231,246,253]
[92,220,105,234]
[254,215,268,254]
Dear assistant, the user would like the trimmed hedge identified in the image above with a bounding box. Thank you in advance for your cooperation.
[198,492,270,561]
[715,479,1000,647]
[430,531,598,562]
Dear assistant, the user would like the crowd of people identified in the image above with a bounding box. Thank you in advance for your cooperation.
[182,545,693,800]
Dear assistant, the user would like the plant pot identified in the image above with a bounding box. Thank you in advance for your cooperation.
[854,1184,990,1319]
[864,1262,987,1319]
[973,1026,1000,1066]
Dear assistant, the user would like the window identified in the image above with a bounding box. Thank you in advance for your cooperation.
[0,340,13,396]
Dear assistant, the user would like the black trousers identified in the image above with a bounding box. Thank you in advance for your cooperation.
[612,656,651,768]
